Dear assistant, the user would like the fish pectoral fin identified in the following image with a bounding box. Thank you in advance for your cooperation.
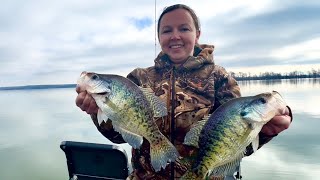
[183,119,208,148]
[97,108,108,125]
[208,155,243,177]
[140,87,167,118]
[112,123,143,149]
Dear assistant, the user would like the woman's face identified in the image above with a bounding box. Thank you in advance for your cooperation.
[158,9,200,65]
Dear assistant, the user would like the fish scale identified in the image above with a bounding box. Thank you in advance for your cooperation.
[109,82,167,144]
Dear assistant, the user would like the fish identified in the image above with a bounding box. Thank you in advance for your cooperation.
[77,71,179,172]
[181,91,287,179]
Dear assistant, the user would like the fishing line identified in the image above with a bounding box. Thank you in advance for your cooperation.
[154,0,157,58]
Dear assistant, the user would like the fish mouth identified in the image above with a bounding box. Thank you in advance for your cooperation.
[77,71,88,85]
[90,83,111,96]
[271,91,282,98]
[96,92,108,96]
[271,91,288,116]
[80,71,87,78]
[76,71,111,96]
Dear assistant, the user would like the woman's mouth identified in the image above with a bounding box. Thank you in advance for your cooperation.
[170,44,183,49]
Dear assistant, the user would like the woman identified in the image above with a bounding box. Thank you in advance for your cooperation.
[76,4,292,179]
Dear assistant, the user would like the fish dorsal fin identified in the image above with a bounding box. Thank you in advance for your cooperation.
[183,115,210,148]
[140,87,167,117]
[112,121,144,149]
[208,153,243,178]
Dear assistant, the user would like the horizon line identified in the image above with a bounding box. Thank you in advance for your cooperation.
[0,84,76,91]
[1,75,320,90]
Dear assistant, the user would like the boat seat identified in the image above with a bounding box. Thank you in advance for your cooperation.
[60,141,129,180]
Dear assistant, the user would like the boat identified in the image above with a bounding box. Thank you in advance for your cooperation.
[60,141,242,180]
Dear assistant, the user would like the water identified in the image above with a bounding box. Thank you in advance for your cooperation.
[0,78,319,180]
[238,78,320,180]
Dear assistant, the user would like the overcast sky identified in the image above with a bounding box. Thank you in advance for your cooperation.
[1,0,320,86]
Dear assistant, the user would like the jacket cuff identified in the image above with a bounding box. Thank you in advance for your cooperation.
[90,114,125,144]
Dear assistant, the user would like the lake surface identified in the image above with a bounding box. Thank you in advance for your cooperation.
[0,78,319,180]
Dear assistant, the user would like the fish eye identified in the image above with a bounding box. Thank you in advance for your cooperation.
[240,111,248,117]
[91,74,99,80]
[258,97,267,104]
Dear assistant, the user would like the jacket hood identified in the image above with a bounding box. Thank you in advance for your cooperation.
[154,44,215,71]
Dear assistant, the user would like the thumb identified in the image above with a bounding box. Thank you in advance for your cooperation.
[76,84,86,93]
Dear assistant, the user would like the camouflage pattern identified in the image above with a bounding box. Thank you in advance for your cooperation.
[91,44,241,179]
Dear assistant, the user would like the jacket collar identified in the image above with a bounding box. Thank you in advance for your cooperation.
[154,44,215,71]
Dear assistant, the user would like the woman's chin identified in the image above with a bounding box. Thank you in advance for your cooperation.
[169,55,188,64]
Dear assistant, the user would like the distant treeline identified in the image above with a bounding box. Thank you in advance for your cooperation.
[230,69,320,81]
[1,69,320,90]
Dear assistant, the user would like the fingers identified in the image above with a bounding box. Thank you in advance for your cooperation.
[75,91,86,108]
[76,84,86,93]
[75,91,98,114]
[261,115,291,135]
[269,115,291,127]
[76,86,81,93]
[87,98,99,114]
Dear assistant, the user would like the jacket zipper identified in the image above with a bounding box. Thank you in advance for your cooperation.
[170,66,176,180]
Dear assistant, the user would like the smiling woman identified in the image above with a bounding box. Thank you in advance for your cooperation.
[157,8,200,64]
[75,3,293,180]
[1,0,320,179]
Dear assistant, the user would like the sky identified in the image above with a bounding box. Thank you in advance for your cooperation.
[1,0,320,86]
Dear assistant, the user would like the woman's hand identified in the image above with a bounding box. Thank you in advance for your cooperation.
[261,106,292,136]
[75,85,98,114]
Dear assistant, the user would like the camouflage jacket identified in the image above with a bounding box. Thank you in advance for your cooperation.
[92,44,244,179]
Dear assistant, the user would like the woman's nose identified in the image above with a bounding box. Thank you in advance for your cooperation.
[170,30,181,40]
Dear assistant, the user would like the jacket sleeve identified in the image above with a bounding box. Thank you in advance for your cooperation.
[210,65,241,113]
[90,114,125,144]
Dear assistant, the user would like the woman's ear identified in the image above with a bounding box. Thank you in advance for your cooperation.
[195,30,201,44]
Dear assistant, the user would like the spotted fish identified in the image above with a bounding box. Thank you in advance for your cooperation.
[77,72,179,172]
[181,91,287,179]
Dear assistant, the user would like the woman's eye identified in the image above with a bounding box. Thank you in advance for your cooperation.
[181,28,190,32]
[162,30,171,34]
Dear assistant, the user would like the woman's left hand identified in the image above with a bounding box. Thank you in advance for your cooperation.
[261,106,292,136]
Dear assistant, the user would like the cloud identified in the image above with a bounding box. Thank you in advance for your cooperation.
[270,37,320,60]
[130,17,153,30]
[206,3,320,68]
[0,0,320,86]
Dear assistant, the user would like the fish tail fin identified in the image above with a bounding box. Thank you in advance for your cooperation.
[149,137,179,172]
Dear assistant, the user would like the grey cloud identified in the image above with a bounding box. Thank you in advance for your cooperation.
[202,4,320,68]
[211,5,320,53]
[1,1,320,86]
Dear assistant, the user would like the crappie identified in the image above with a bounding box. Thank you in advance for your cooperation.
[182,91,287,179]
[77,72,179,172]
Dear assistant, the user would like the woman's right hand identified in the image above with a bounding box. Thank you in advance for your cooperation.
[75,85,98,114]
